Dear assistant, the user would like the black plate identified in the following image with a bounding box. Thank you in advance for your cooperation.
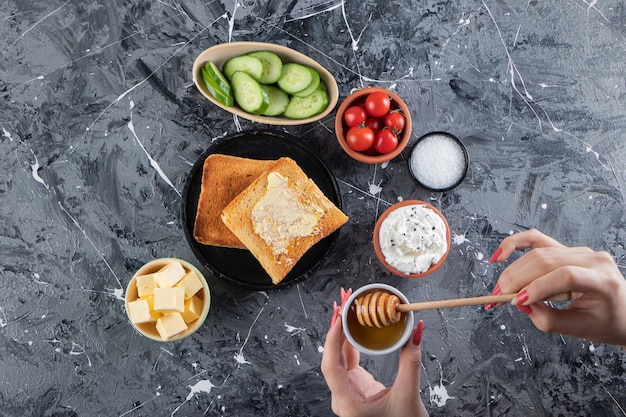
[181,130,343,290]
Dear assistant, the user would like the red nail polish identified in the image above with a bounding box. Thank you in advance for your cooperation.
[489,247,503,264]
[516,303,532,315]
[515,289,529,305]
[413,320,424,346]
[340,288,352,305]
[485,284,501,310]
[330,301,339,328]
[492,284,501,295]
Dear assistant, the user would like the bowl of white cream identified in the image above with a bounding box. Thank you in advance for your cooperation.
[373,200,451,278]
[409,132,468,192]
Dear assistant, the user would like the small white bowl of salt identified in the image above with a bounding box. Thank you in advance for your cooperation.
[409,132,469,192]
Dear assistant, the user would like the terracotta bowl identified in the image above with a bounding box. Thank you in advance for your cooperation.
[373,200,451,278]
[334,87,412,164]
[125,258,211,342]
[192,42,338,125]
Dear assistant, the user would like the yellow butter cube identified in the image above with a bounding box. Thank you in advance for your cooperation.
[154,261,186,288]
[127,299,152,324]
[181,295,203,324]
[155,313,187,340]
[135,273,157,298]
[153,287,185,312]
[175,271,204,299]
[140,294,162,321]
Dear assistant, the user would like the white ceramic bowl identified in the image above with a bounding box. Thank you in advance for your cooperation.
[125,258,210,342]
[342,283,414,356]
[192,42,338,125]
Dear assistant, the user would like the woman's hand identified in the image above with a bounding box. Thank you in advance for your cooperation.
[488,229,626,346]
[321,318,429,417]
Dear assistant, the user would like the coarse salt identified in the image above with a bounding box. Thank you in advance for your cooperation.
[410,133,467,190]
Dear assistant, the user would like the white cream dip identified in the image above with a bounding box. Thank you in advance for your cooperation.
[378,204,448,274]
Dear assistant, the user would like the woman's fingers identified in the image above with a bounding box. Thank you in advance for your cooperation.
[518,298,622,344]
[518,302,585,336]
[491,229,565,263]
[516,264,611,306]
[498,246,596,294]
[515,251,624,307]
[511,261,626,345]
[343,335,361,371]
[390,321,430,416]
[392,321,424,395]
[321,320,351,394]
[488,231,594,309]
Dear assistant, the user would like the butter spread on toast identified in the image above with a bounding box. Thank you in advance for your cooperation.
[251,172,324,256]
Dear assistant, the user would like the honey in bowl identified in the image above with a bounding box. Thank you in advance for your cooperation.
[341,283,414,355]
[346,294,408,350]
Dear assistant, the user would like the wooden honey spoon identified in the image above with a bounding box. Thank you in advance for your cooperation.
[355,290,572,328]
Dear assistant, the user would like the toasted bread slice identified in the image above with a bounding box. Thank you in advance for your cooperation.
[221,157,348,284]
[193,154,275,248]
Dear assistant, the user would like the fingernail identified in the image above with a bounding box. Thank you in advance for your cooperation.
[330,301,339,328]
[340,287,352,305]
[413,320,424,346]
[488,247,503,264]
[516,303,532,315]
[512,289,529,306]
[485,284,501,310]
[492,283,501,295]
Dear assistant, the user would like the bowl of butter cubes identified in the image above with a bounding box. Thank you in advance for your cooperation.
[125,258,211,342]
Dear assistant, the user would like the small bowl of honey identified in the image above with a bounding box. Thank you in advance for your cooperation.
[341,283,414,356]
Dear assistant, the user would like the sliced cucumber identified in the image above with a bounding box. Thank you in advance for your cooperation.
[277,63,314,94]
[293,67,320,97]
[231,71,270,115]
[203,61,232,96]
[201,67,234,106]
[262,85,290,116]
[247,51,283,84]
[223,55,263,81]
[283,88,328,119]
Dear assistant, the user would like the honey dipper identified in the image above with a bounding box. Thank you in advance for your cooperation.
[355,290,572,328]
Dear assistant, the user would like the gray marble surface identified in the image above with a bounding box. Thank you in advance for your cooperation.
[2,1,626,416]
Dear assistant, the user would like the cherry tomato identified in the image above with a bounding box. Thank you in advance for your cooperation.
[343,105,367,128]
[346,126,375,152]
[361,143,379,156]
[384,111,405,132]
[364,116,383,134]
[374,129,398,154]
[364,92,391,118]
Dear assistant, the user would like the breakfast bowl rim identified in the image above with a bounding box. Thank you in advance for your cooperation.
[125,257,211,342]
[334,86,412,164]
[192,41,338,126]
[372,199,451,278]
[341,283,414,356]
[408,131,469,192]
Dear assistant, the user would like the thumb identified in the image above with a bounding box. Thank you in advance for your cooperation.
[521,301,598,341]
[392,320,424,396]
